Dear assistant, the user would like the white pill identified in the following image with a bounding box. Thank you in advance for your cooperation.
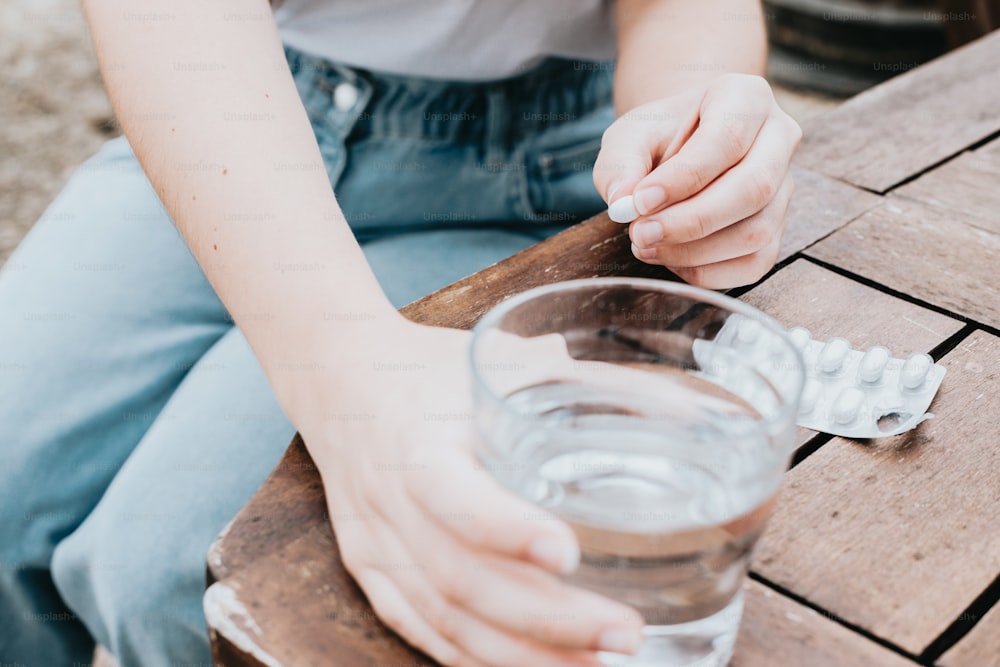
[900,353,933,390]
[831,387,865,424]
[858,346,891,383]
[608,195,639,223]
[738,318,762,345]
[799,378,822,414]
[787,327,812,351]
[818,337,851,374]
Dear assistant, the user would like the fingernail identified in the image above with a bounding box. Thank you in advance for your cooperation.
[529,537,580,575]
[608,195,639,223]
[598,626,643,654]
[634,221,663,247]
[630,243,657,261]
[633,186,666,215]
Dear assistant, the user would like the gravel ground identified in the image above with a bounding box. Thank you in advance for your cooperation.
[0,0,117,263]
[0,0,840,266]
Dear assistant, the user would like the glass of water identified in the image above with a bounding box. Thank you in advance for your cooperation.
[470,278,804,667]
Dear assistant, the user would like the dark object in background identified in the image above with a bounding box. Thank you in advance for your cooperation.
[765,0,1000,96]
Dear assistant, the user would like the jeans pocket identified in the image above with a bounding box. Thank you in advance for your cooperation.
[525,108,613,222]
[288,48,373,187]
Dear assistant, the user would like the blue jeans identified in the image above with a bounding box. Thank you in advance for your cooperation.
[0,47,613,666]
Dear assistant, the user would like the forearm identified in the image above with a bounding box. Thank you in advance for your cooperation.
[82,0,402,424]
[612,0,767,112]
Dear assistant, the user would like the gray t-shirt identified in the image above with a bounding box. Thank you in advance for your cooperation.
[275,0,616,80]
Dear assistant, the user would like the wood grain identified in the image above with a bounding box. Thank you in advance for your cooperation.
[739,259,963,446]
[794,31,1000,193]
[805,198,1000,328]
[399,213,670,329]
[975,135,1000,160]
[753,330,1000,655]
[894,150,1000,233]
[734,581,918,667]
[207,435,320,584]
[400,168,882,330]
[779,166,882,261]
[939,599,1000,667]
[208,500,921,667]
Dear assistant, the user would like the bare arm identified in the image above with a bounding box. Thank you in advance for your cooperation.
[613,0,767,112]
[81,2,644,664]
[81,0,401,431]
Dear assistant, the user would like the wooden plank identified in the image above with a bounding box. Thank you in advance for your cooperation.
[894,150,1000,233]
[779,166,882,261]
[794,31,1000,193]
[733,581,918,667]
[400,213,671,329]
[752,330,1000,655]
[207,435,320,583]
[975,135,1000,160]
[940,599,1000,667]
[739,259,963,446]
[805,198,1000,328]
[401,168,882,330]
[207,508,920,667]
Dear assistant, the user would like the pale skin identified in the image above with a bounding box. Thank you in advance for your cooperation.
[80,0,798,665]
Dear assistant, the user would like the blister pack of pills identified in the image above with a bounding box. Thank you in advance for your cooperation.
[701,318,946,439]
[784,327,945,438]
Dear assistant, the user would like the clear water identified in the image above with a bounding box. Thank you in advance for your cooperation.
[487,374,785,666]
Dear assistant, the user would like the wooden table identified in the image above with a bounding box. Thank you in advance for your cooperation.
[205,32,1000,667]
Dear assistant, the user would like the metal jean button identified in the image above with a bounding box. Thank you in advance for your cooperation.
[333,82,359,112]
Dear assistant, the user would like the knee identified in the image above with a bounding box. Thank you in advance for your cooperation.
[52,516,213,666]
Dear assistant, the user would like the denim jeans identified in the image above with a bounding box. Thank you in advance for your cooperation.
[0,46,613,667]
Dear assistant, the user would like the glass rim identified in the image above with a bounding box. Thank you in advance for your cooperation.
[469,277,806,428]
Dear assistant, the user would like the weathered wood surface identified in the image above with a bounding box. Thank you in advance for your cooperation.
[806,198,1000,329]
[208,435,319,584]
[778,166,882,261]
[753,330,1000,655]
[894,149,1000,233]
[976,135,1000,160]
[739,259,963,446]
[399,167,881,329]
[208,495,921,667]
[939,598,1000,667]
[733,582,919,667]
[794,31,1000,193]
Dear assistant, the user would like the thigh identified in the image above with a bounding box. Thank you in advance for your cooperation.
[362,227,541,307]
[0,137,230,564]
[51,326,295,666]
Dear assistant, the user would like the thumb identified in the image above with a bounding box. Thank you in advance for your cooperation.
[593,96,702,223]
[592,135,650,224]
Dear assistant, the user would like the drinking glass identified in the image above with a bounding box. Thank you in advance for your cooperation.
[470,278,805,667]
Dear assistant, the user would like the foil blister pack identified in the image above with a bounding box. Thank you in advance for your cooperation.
[707,318,946,439]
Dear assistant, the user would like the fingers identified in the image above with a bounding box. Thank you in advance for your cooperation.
[631,74,775,217]
[631,171,794,269]
[592,93,701,221]
[341,502,635,667]
[405,437,583,574]
[629,114,798,248]
[630,171,792,289]
[353,566,474,667]
[668,231,783,289]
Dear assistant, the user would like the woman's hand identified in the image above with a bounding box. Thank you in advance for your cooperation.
[594,73,802,289]
[296,320,644,667]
